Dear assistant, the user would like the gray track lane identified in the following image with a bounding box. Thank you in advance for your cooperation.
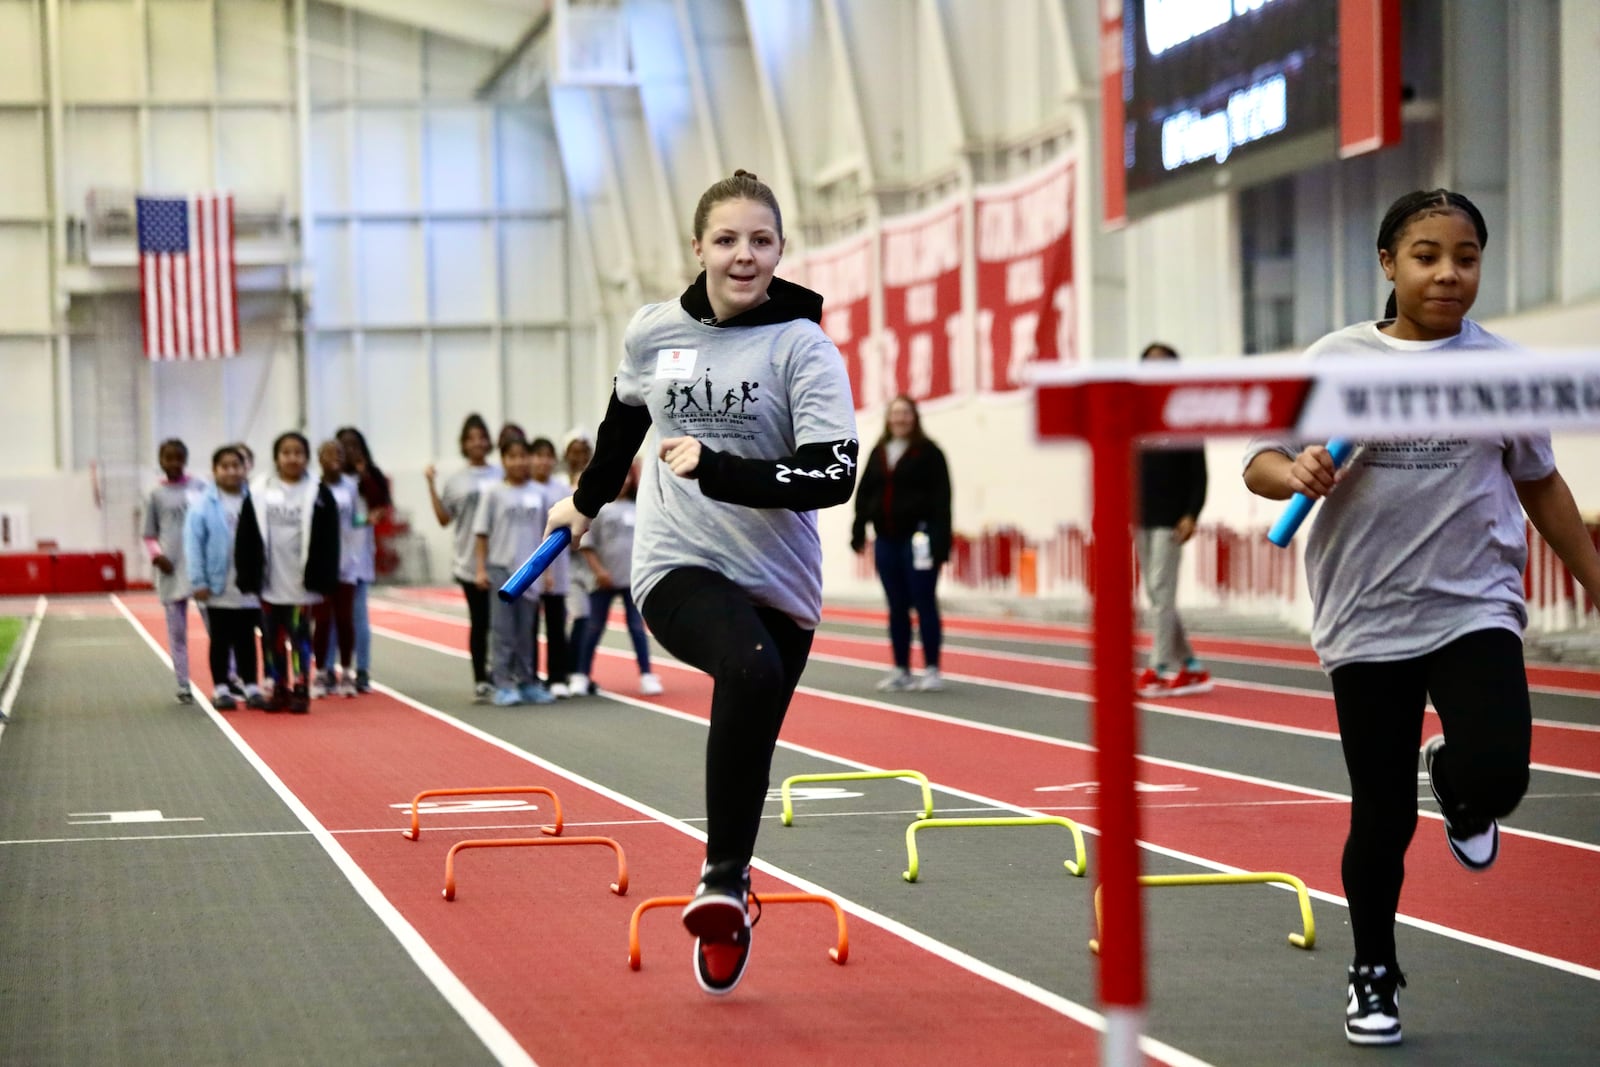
[371,621,1600,1067]
[0,614,497,1066]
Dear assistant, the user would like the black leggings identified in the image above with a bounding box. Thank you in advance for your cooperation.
[459,580,490,684]
[537,594,568,686]
[1330,627,1531,968]
[642,567,814,868]
[206,606,260,691]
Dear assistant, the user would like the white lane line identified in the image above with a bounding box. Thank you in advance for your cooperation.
[364,633,1215,1067]
[0,595,47,737]
[110,594,537,1067]
[372,621,1600,987]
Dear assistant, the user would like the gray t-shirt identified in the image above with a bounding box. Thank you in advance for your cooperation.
[614,299,857,628]
[1244,319,1556,670]
[472,479,547,576]
[584,498,638,589]
[143,478,204,602]
[536,478,571,595]
[441,464,502,583]
[328,476,360,585]
[259,475,323,606]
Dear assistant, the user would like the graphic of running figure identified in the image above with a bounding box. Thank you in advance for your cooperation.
[678,376,704,412]
[739,381,759,412]
[664,382,681,414]
[721,388,739,414]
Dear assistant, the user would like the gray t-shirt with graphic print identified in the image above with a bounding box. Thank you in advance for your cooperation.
[1244,319,1556,670]
[441,463,501,583]
[614,300,857,629]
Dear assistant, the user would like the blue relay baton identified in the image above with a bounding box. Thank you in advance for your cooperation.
[498,527,573,602]
[1267,439,1355,548]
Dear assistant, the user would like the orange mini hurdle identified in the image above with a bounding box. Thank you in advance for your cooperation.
[627,892,849,969]
[401,786,564,840]
[442,836,628,900]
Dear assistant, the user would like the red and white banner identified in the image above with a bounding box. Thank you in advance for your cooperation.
[878,197,964,406]
[803,232,874,410]
[135,192,239,360]
[975,155,1077,395]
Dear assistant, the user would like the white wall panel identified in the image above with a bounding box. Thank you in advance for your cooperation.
[148,0,216,100]
[425,107,490,211]
[353,14,422,100]
[65,108,139,208]
[429,221,495,323]
[0,112,48,214]
[308,331,359,434]
[0,224,52,330]
[311,222,356,324]
[62,0,143,101]
[360,332,429,466]
[422,35,491,99]
[307,0,350,99]
[0,0,45,101]
[356,109,421,210]
[152,357,227,454]
[216,0,291,100]
[357,222,425,324]
[502,328,568,433]
[147,109,213,189]
[431,331,500,446]
[496,108,563,211]
[501,219,565,322]
[222,314,297,451]
[0,338,55,473]
[310,108,350,210]
[217,109,293,196]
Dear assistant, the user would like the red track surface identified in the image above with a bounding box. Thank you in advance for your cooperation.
[801,630,1600,775]
[370,603,1600,977]
[117,596,1148,1067]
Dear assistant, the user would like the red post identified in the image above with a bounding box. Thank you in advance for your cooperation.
[1086,381,1144,1063]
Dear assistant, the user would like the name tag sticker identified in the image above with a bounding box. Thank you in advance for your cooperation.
[655,348,698,379]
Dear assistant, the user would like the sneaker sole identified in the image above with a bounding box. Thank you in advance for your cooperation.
[692,937,751,996]
[1345,1025,1402,1046]
[681,895,749,941]
[1424,737,1500,872]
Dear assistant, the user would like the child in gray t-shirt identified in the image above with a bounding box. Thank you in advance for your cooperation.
[142,438,205,703]
[426,413,501,701]
[1243,189,1600,1048]
[473,437,555,708]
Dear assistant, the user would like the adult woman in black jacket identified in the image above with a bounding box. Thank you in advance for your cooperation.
[851,394,952,691]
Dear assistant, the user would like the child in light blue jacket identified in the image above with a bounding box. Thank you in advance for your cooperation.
[183,445,263,710]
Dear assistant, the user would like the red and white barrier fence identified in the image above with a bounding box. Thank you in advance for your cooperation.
[856,519,1600,634]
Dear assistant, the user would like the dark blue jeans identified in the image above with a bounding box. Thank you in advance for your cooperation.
[580,587,652,673]
[874,536,943,670]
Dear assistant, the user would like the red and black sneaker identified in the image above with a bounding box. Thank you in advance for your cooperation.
[682,861,758,996]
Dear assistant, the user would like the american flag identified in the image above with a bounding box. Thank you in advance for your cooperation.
[136,193,238,360]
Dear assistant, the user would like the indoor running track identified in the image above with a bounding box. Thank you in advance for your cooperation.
[1,590,1596,1066]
